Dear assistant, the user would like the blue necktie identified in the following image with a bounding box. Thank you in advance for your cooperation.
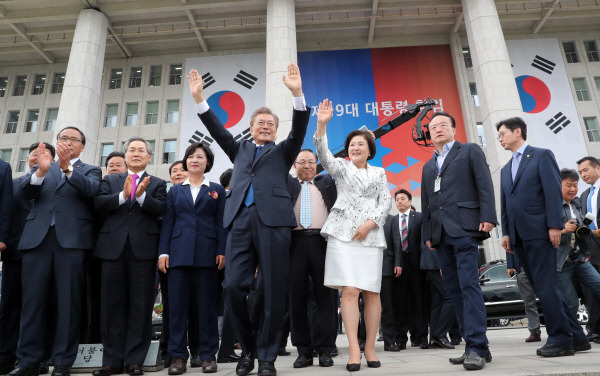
[511,152,521,182]
[401,214,408,253]
[588,185,597,230]
[244,145,262,207]
[299,181,312,228]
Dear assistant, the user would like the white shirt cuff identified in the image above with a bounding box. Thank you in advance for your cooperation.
[158,254,169,259]
[119,191,127,206]
[30,172,45,185]
[136,191,146,206]
[293,96,306,111]
[195,101,210,115]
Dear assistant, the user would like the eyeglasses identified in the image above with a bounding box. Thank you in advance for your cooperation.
[295,160,317,166]
[428,123,451,132]
[497,131,511,140]
[255,120,277,128]
[57,136,81,143]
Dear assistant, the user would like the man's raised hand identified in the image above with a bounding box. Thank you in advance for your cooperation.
[282,62,303,97]
[187,69,205,104]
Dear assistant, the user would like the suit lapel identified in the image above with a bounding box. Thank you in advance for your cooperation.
[196,184,210,206]
[407,211,416,235]
[252,142,274,168]
[182,184,195,209]
[439,141,461,176]
[511,145,533,191]
[50,163,64,188]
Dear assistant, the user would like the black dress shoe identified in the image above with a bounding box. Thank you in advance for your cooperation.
[7,367,39,376]
[449,352,492,364]
[345,363,360,372]
[201,360,217,374]
[276,347,290,356]
[126,365,143,376]
[189,355,202,368]
[420,343,429,349]
[431,337,455,349]
[536,342,574,357]
[216,353,241,363]
[292,354,313,368]
[92,366,124,376]
[574,340,592,352]
[257,361,276,376]
[318,352,333,367]
[38,363,49,376]
[51,366,70,376]
[330,347,339,357]
[450,338,461,346]
[462,352,485,370]
[383,344,400,352]
[0,362,16,376]
[397,342,407,350]
[235,353,255,376]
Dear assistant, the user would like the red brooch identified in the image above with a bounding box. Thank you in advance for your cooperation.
[210,191,219,199]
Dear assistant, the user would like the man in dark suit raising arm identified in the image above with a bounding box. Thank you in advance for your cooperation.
[421,111,496,371]
[187,63,309,376]
[497,117,589,357]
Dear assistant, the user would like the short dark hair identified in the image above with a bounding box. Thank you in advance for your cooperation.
[296,148,317,161]
[430,111,456,128]
[28,142,56,158]
[344,130,376,161]
[105,151,125,168]
[395,189,412,201]
[58,126,86,145]
[219,168,233,188]
[495,117,528,141]
[169,160,184,176]
[576,156,600,168]
[183,142,215,173]
[250,107,279,128]
[560,168,579,182]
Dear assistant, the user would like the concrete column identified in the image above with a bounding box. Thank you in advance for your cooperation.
[462,0,524,261]
[54,9,108,164]
[265,0,297,142]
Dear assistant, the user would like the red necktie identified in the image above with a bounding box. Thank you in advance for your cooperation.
[131,173,139,201]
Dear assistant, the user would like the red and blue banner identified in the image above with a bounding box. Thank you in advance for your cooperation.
[298,45,467,197]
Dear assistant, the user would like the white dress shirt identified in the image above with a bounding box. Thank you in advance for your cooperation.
[118,170,147,206]
[30,157,80,185]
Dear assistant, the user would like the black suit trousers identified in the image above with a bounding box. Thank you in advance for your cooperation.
[289,233,336,355]
[426,270,456,339]
[100,240,155,367]
[395,267,429,343]
[18,227,86,368]
[380,275,401,345]
[0,260,22,363]
[223,205,290,362]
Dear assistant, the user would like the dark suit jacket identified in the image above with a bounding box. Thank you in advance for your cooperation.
[500,145,563,243]
[158,181,227,268]
[19,160,101,250]
[383,211,424,276]
[286,173,337,213]
[2,175,31,262]
[0,158,12,248]
[421,141,497,247]
[579,186,600,228]
[94,172,167,261]
[199,107,310,228]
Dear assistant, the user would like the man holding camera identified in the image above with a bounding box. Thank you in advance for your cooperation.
[556,169,600,320]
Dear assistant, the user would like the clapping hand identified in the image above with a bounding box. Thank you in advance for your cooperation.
[282,62,303,97]
[187,69,205,104]
[135,176,151,198]
[55,141,71,172]
[35,142,52,177]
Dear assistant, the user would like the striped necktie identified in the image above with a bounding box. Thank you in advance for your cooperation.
[401,214,408,253]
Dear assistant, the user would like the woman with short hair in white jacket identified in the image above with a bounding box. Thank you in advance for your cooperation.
[314,99,392,372]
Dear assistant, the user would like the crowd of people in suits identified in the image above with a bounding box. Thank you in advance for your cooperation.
[1,60,600,376]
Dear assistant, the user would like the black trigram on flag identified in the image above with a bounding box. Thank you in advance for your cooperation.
[234,70,258,89]
[233,127,253,142]
[202,72,216,89]
[531,55,556,74]
[545,112,570,134]
[188,130,214,145]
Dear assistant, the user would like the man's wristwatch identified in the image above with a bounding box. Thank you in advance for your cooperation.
[62,164,73,174]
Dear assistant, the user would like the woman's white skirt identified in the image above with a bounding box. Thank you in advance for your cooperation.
[323,236,384,293]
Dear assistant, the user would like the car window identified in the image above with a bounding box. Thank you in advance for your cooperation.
[483,265,510,282]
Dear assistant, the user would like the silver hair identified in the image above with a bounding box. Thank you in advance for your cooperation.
[123,137,152,155]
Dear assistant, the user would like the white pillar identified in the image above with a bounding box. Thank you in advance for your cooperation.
[54,9,108,164]
[265,0,297,142]
[462,0,523,261]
